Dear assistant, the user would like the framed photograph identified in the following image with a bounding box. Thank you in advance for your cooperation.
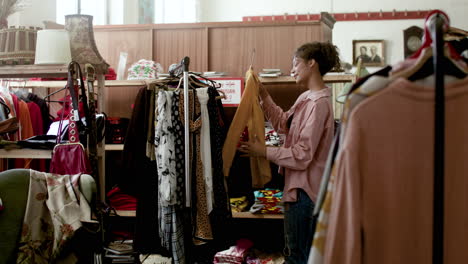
[352,40,385,67]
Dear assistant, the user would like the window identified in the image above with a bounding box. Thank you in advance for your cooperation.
[56,0,110,25]
[155,0,199,23]
[56,0,197,25]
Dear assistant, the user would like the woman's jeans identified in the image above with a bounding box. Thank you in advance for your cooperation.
[284,189,315,264]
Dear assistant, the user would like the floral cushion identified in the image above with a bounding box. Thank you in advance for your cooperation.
[127,59,163,80]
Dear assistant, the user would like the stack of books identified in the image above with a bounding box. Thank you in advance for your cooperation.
[104,240,135,263]
[203,71,227,77]
[259,69,282,77]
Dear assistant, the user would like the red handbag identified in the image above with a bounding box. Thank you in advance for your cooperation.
[49,62,92,175]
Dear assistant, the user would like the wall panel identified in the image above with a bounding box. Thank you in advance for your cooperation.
[94,28,153,79]
[153,28,207,72]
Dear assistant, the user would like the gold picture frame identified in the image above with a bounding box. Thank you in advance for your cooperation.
[352,39,385,67]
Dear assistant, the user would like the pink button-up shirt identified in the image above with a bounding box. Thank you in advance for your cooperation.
[262,88,334,202]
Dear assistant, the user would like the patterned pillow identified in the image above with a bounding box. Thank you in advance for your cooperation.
[127,59,163,80]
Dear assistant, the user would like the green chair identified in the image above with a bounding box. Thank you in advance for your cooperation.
[0,169,96,264]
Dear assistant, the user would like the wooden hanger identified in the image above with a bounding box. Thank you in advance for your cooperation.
[249,48,256,69]
[215,89,227,100]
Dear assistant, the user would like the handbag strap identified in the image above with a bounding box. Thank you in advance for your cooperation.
[55,85,80,144]
[69,61,92,143]
[56,62,83,144]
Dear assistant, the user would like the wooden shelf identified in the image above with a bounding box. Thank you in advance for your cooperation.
[0,64,69,78]
[115,210,136,217]
[232,211,283,219]
[7,74,355,88]
[7,79,165,89]
[0,148,52,159]
[260,73,356,84]
[105,144,124,151]
[112,210,283,219]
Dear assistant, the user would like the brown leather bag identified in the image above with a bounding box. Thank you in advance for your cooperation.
[0,116,19,135]
[0,99,19,135]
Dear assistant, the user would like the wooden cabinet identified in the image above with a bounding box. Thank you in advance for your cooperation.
[93,17,334,79]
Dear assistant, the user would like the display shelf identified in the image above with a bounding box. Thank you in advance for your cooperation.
[232,211,283,219]
[112,210,283,219]
[105,144,124,151]
[0,148,52,159]
[0,64,69,78]
[7,74,355,88]
[8,79,160,89]
[114,210,136,217]
[260,73,356,84]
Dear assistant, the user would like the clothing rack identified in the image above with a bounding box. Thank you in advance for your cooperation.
[430,12,447,264]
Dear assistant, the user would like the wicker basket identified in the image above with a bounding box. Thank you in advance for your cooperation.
[0,26,41,65]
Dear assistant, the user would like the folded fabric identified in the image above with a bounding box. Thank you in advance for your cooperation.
[250,189,284,214]
[253,189,283,199]
[107,187,137,211]
[249,201,284,214]
[230,196,249,213]
[214,239,253,264]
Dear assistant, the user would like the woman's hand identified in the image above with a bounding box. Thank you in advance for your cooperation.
[238,135,267,158]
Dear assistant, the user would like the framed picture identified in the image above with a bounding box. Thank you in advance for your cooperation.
[352,40,385,67]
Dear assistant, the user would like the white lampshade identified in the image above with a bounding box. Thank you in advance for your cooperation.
[34,29,72,65]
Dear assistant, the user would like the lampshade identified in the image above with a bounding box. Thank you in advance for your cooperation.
[34,29,71,65]
[65,15,109,74]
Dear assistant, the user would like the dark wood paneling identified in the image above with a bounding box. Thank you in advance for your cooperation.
[153,28,207,73]
[208,24,327,77]
[92,19,334,118]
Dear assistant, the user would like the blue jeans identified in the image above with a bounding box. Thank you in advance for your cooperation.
[284,189,315,264]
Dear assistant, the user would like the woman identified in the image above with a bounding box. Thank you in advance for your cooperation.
[239,42,339,263]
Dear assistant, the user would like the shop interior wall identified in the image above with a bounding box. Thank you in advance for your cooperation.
[8,0,466,74]
[199,0,468,72]
[92,20,331,117]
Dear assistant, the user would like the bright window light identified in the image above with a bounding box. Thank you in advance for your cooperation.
[155,0,198,23]
[56,0,108,25]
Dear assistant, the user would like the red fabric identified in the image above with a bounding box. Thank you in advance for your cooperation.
[27,102,43,135]
[105,68,117,80]
[107,187,137,211]
[410,10,460,60]
[29,77,67,81]
[27,102,47,172]
[214,239,253,264]
[54,94,85,121]
[29,67,117,81]
[11,94,20,139]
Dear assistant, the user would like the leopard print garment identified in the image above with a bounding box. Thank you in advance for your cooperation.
[179,90,213,245]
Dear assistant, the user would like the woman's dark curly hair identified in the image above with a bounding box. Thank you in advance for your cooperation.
[294,42,341,76]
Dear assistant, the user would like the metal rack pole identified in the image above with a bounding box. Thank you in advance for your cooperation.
[183,56,191,207]
[429,12,446,264]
